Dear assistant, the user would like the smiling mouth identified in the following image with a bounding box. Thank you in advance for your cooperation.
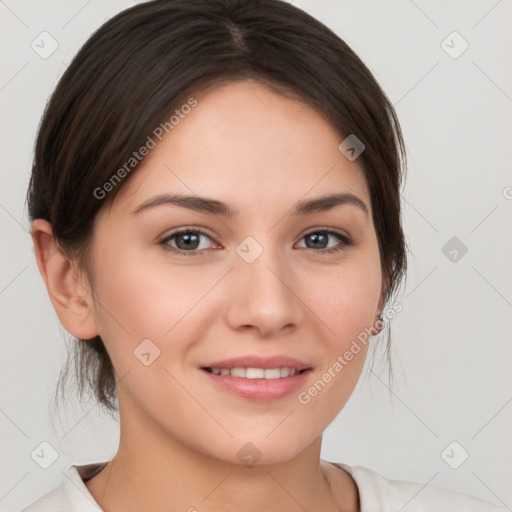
[201,367,311,379]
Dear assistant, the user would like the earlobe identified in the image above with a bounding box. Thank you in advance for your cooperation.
[30,219,99,340]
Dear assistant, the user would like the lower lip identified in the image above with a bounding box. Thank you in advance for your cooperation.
[201,368,312,400]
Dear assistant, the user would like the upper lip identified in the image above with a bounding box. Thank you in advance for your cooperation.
[202,355,311,371]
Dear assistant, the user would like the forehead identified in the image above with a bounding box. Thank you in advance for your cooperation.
[110,79,370,217]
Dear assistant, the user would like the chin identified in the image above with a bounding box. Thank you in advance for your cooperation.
[199,431,316,468]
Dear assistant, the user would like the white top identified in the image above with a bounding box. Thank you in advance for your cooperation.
[21,460,506,512]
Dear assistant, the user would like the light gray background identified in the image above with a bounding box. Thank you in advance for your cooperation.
[1,0,511,510]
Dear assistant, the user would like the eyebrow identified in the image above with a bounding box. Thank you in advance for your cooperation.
[131,192,369,218]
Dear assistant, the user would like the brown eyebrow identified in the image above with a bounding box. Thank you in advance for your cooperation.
[131,192,369,218]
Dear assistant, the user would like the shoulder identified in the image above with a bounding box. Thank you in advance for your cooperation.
[331,462,506,512]
[20,483,68,512]
[20,462,107,512]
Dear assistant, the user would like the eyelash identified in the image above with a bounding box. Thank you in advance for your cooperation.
[158,227,352,257]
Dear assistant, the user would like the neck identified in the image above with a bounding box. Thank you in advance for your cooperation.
[84,393,353,511]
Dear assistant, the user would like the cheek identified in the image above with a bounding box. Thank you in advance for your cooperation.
[293,246,381,405]
[93,245,209,340]
[300,251,382,343]
[90,247,228,400]
[295,264,380,424]
[89,252,212,404]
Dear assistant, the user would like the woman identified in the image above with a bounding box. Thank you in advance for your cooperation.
[23,0,504,510]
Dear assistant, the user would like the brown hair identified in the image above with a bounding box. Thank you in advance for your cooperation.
[26,0,408,417]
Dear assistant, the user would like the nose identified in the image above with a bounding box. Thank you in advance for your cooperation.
[224,244,304,338]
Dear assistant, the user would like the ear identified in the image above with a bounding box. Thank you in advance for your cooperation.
[30,219,99,340]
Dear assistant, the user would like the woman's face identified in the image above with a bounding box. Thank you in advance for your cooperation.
[85,79,384,465]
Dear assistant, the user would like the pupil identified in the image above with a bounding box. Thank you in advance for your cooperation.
[307,232,327,249]
[178,232,199,250]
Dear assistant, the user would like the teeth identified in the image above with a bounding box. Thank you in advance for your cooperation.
[264,368,281,379]
[208,367,301,379]
[246,368,264,379]
[231,367,246,378]
[280,367,290,378]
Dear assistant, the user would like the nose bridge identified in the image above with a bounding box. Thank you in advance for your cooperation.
[241,244,286,294]
[226,233,302,334]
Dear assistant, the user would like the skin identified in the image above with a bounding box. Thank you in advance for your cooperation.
[32,79,386,512]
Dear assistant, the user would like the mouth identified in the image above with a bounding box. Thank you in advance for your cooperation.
[201,366,310,379]
[199,356,313,400]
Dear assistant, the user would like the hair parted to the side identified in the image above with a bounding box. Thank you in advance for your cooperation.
[26,0,408,418]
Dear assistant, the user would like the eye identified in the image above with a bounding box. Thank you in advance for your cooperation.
[159,227,352,256]
[296,229,352,254]
[159,228,217,256]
